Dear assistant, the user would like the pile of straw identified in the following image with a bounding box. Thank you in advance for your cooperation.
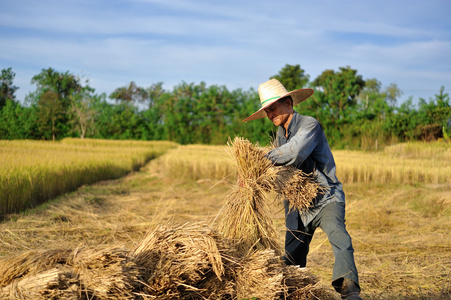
[0,246,139,299]
[132,223,231,299]
[219,137,321,254]
[0,223,334,300]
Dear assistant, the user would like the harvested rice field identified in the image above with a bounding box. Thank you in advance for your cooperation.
[0,141,450,299]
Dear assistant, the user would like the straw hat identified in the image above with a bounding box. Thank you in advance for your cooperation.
[243,79,314,122]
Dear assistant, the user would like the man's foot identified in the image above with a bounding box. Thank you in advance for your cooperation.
[340,278,362,300]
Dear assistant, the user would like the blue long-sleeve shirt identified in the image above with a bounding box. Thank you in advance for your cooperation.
[266,111,345,226]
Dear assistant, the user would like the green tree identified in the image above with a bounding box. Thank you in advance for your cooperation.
[312,66,365,124]
[110,81,148,103]
[37,90,65,141]
[0,100,39,140]
[134,82,167,141]
[385,83,402,106]
[69,92,98,139]
[385,97,421,141]
[356,79,400,121]
[417,86,451,140]
[146,82,164,108]
[30,68,91,139]
[91,94,147,140]
[90,94,114,139]
[0,68,19,109]
[272,64,310,90]
[339,79,399,149]
[31,68,84,107]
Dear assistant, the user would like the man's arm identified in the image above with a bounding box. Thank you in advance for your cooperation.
[266,120,320,167]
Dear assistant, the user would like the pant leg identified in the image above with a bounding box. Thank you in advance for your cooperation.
[284,201,315,266]
[313,202,359,291]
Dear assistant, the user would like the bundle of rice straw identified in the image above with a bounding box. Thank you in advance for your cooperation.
[234,249,284,299]
[274,165,323,213]
[131,222,233,300]
[219,137,281,254]
[0,246,140,300]
[72,246,140,299]
[219,137,321,255]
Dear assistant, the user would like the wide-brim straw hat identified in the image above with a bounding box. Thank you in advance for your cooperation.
[243,79,314,122]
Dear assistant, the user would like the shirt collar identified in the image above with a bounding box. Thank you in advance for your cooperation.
[278,111,300,139]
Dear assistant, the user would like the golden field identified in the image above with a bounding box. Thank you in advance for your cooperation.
[0,139,449,299]
[161,141,451,185]
[0,138,178,215]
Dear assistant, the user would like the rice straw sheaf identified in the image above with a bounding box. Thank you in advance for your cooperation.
[131,222,234,299]
[274,165,322,214]
[234,249,284,300]
[72,246,140,299]
[219,137,321,255]
[0,246,141,300]
[0,249,72,288]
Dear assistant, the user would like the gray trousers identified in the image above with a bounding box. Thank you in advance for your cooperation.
[283,201,359,292]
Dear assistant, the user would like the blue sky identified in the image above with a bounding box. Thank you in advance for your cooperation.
[1,0,450,106]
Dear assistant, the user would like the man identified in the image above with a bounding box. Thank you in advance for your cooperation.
[243,79,362,300]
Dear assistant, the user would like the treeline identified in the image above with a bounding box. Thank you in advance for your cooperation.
[0,65,449,149]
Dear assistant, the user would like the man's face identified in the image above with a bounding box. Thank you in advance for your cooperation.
[264,97,293,127]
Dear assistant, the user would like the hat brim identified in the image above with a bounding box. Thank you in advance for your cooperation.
[243,88,314,122]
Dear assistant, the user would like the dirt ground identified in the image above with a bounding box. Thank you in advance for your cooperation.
[0,159,450,299]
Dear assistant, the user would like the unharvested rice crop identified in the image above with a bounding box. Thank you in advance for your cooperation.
[160,141,450,186]
[334,141,451,184]
[0,223,335,300]
[158,144,234,181]
[219,137,321,255]
[0,138,178,215]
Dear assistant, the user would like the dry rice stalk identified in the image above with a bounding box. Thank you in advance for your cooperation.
[281,265,340,300]
[281,265,318,300]
[1,267,80,300]
[274,165,322,213]
[0,249,72,287]
[220,137,321,255]
[132,222,230,299]
[220,137,281,255]
[0,246,141,300]
[234,249,284,300]
[72,246,140,300]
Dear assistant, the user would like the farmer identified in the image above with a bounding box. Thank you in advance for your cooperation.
[243,79,362,300]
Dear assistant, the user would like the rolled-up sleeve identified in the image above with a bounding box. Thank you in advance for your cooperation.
[266,121,320,167]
